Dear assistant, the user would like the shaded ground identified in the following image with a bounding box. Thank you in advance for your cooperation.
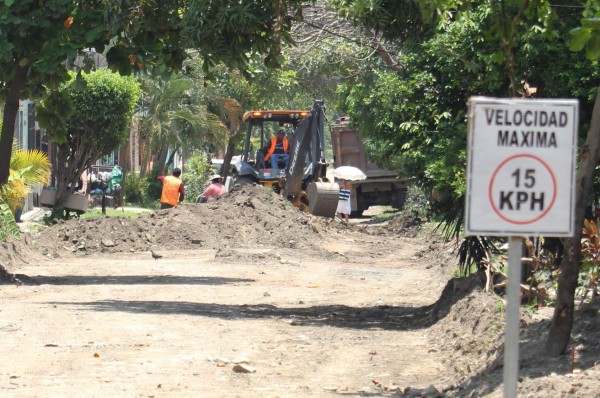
[0,185,599,397]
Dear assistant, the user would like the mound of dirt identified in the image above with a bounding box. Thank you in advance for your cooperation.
[361,213,424,238]
[427,283,508,387]
[426,278,600,397]
[0,185,339,270]
[1,183,599,397]
[385,213,423,237]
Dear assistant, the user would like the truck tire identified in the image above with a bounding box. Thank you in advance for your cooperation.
[351,209,364,218]
[350,189,366,218]
[392,187,408,210]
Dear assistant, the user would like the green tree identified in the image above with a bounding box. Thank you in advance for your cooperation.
[546,2,600,356]
[137,71,227,177]
[330,0,600,356]
[182,0,308,72]
[136,54,275,186]
[185,63,268,177]
[0,0,189,187]
[0,140,51,240]
[0,0,311,189]
[38,70,140,215]
[3,141,52,213]
[181,153,213,203]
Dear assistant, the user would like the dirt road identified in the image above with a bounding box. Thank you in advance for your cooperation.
[3,186,599,397]
[1,231,450,397]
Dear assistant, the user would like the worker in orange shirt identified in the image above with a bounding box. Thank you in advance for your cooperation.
[157,168,185,209]
[264,129,289,170]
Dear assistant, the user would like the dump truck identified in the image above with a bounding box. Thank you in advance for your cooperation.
[330,117,408,216]
[231,100,339,217]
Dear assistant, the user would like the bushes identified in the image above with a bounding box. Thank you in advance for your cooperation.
[145,166,164,203]
[0,198,19,241]
[124,172,147,204]
[121,153,213,206]
[182,153,212,203]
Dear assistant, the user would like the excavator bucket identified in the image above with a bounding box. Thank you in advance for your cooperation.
[306,181,338,217]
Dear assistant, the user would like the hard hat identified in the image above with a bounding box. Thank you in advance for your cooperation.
[277,129,285,134]
[209,174,222,181]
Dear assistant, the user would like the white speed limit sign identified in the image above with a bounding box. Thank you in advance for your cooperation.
[465,97,578,237]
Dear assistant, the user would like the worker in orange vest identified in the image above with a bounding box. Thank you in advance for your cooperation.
[157,168,185,209]
[264,129,289,169]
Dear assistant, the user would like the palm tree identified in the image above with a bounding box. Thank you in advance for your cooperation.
[4,140,51,212]
[0,140,51,238]
[213,98,243,178]
[137,72,228,177]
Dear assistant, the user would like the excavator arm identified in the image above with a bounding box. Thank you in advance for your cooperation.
[285,100,338,217]
[285,100,327,197]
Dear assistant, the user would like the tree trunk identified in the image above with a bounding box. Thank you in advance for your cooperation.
[546,87,600,355]
[139,131,152,178]
[153,144,169,174]
[221,140,236,180]
[53,140,96,217]
[0,65,28,186]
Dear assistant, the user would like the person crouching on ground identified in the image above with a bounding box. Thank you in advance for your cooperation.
[197,174,226,203]
[336,179,351,223]
[157,168,185,209]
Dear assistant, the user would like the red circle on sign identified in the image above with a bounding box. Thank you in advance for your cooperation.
[488,154,557,225]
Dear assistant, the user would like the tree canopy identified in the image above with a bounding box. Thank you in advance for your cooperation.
[334,1,599,221]
[0,0,315,186]
[37,69,140,213]
[326,0,600,356]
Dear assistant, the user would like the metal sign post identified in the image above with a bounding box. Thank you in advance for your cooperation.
[505,237,522,398]
[465,97,578,397]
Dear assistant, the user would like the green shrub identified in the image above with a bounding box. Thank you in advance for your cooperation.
[124,172,147,204]
[0,198,19,242]
[404,185,430,219]
[145,166,164,202]
[182,153,212,203]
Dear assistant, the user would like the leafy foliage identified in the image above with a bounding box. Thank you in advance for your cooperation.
[580,219,600,302]
[181,153,213,203]
[0,0,187,185]
[138,67,228,152]
[0,177,26,214]
[0,197,19,241]
[330,0,430,42]
[337,3,599,233]
[0,141,51,212]
[1,0,312,186]
[182,0,307,72]
[145,166,165,203]
[402,185,430,219]
[0,0,79,99]
[569,2,600,60]
[457,236,497,277]
[40,69,140,150]
[37,69,140,215]
[124,173,147,204]
[10,144,52,189]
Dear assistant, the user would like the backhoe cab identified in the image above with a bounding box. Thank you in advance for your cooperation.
[232,100,338,217]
